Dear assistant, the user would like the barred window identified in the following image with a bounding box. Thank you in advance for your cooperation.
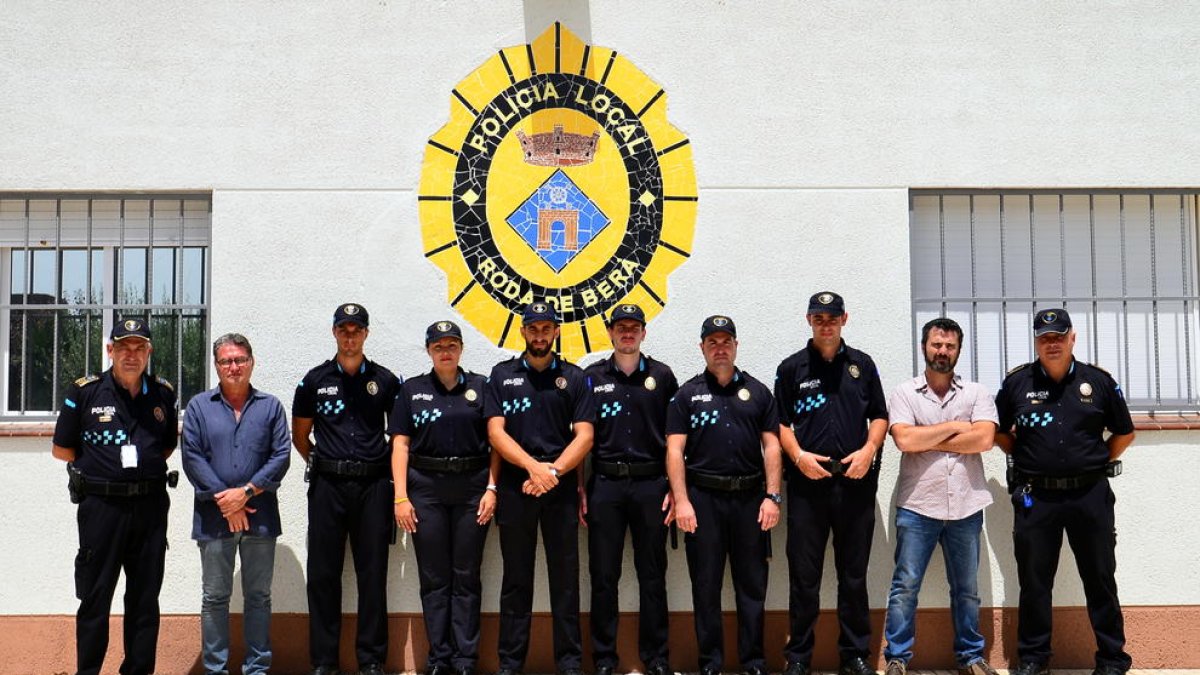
[910,190,1200,413]
[0,195,211,417]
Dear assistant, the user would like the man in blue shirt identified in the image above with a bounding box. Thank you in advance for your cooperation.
[182,333,291,675]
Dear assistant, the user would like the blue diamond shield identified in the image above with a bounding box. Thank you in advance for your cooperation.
[505,169,611,272]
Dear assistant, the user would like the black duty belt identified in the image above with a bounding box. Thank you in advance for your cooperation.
[80,477,167,498]
[594,459,664,478]
[687,470,764,492]
[816,459,846,476]
[530,452,563,463]
[1015,469,1107,490]
[313,457,390,478]
[408,454,489,473]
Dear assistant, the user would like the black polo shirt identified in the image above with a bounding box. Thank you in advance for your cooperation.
[996,359,1134,476]
[583,354,678,464]
[483,354,595,459]
[293,357,401,462]
[666,368,779,477]
[388,369,489,458]
[53,369,178,482]
[774,339,888,474]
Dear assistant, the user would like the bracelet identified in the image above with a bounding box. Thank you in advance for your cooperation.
[394,497,409,504]
[485,484,498,492]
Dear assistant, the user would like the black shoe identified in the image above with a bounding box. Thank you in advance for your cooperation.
[839,657,875,675]
[560,669,585,675]
[744,668,768,675]
[700,668,721,675]
[646,663,671,675]
[1092,668,1125,675]
[311,667,339,675]
[496,670,522,675]
[360,665,385,675]
[455,668,475,675]
[1011,663,1049,675]
[784,663,809,675]
[426,667,451,675]
[594,666,614,675]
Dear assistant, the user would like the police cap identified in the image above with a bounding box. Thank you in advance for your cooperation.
[522,302,559,326]
[111,317,152,342]
[608,303,646,326]
[700,315,737,339]
[1033,308,1072,336]
[425,320,464,345]
[333,303,369,328]
[807,291,845,316]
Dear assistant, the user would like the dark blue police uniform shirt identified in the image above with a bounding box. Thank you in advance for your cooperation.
[483,354,596,458]
[292,357,401,462]
[53,369,178,482]
[996,359,1134,477]
[389,369,489,458]
[666,368,779,477]
[181,386,292,541]
[774,339,888,475]
[583,354,678,463]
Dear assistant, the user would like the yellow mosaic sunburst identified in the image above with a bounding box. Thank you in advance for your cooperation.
[418,22,697,361]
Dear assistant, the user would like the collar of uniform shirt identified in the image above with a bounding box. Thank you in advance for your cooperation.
[519,355,559,371]
[608,355,646,374]
[430,368,467,393]
[702,367,742,390]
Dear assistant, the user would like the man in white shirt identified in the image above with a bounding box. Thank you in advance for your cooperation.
[883,318,999,675]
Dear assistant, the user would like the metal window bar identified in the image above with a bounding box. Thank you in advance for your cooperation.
[910,189,1200,412]
[0,194,211,418]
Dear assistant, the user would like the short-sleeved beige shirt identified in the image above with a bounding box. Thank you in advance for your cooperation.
[888,374,999,521]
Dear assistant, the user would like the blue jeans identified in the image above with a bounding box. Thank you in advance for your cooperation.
[199,534,277,675]
[883,507,985,666]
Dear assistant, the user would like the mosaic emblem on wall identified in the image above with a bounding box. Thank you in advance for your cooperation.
[418,22,697,361]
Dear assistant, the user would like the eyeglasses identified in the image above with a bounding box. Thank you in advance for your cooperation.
[216,356,252,368]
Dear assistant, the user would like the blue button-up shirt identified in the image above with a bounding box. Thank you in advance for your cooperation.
[182,386,291,541]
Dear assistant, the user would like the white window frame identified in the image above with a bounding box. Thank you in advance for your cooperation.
[909,189,1200,413]
[0,193,211,418]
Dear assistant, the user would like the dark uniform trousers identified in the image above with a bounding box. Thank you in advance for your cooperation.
[409,466,490,669]
[784,475,876,665]
[587,475,670,669]
[1013,479,1130,669]
[307,472,393,667]
[685,486,769,672]
[74,489,169,675]
[497,469,583,671]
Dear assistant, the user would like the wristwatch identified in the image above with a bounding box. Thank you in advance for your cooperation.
[765,492,783,505]
[243,485,255,498]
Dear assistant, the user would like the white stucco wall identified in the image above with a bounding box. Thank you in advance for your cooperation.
[2,1,1199,617]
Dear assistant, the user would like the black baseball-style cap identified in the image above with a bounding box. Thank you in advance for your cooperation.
[111,317,152,342]
[608,303,646,326]
[425,320,464,345]
[1033,308,1072,336]
[700,315,737,339]
[807,291,845,316]
[333,303,369,328]
[521,302,559,325]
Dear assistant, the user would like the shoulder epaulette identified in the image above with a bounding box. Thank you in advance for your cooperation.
[1006,362,1032,377]
[1088,362,1114,378]
[155,376,175,392]
[74,374,100,388]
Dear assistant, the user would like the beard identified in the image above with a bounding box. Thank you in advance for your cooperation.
[526,342,552,358]
[926,355,957,373]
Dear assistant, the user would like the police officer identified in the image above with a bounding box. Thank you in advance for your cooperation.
[996,309,1135,675]
[52,318,178,675]
[583,304,678,675]
[667,315,782,675]
[391,321,498,675]
[485,302,595,675]
[775,292,888,675]
[293,303,402,675]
